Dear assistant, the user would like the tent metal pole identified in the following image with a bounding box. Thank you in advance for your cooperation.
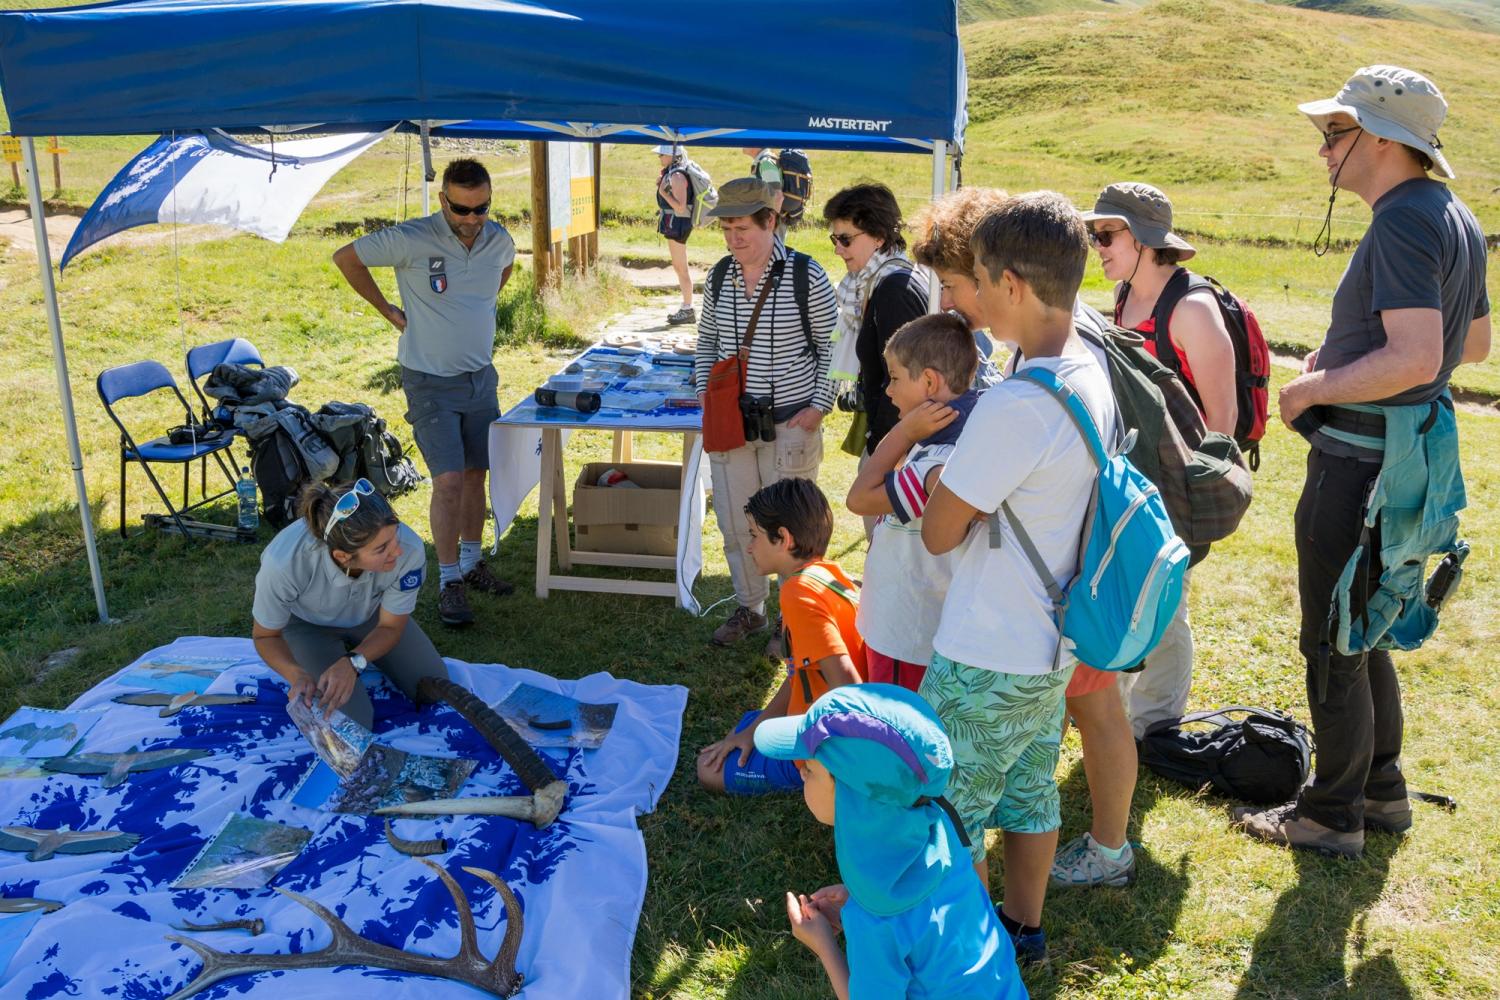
[420,121,433,214]
[928,140,948,310]
[22,136,112,625]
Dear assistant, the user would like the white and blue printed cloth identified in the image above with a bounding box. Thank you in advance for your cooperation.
[0,637,686,999]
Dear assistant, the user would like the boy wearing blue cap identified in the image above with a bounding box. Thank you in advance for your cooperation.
[755,684,1028,999]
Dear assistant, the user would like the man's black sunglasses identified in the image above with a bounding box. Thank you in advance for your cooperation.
[1321,125,1361,148]
[446,198,491,217]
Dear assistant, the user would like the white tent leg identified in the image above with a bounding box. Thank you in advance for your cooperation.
[928,140,948,311]
[22,137,111,624]
[420,121,433,214]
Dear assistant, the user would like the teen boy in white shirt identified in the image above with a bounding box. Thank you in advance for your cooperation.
[920,191,1118,965]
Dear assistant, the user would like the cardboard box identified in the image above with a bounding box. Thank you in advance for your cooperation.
[573,461,681,557]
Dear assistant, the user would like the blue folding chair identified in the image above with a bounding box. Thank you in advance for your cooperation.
[96,360,241,540]
[186,336,263,424]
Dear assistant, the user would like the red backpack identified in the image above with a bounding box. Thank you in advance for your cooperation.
[1118,268,1271,470]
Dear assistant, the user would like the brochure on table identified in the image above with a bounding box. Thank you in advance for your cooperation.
[489,344,707,613]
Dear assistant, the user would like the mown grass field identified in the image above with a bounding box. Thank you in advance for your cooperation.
[1,0,1498,997]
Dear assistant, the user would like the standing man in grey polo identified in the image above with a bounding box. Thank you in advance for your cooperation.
[1235,66,1489,857]
[332,158,516,627]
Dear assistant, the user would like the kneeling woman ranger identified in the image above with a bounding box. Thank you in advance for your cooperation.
[251,479,448,728]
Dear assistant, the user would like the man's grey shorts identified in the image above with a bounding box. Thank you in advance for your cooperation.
[400,364,500,477]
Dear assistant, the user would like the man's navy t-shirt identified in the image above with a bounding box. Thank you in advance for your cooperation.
[1317,177,1489,406]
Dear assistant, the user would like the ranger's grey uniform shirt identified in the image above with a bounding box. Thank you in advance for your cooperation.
[353,213,516,377]
[253,521,426,630]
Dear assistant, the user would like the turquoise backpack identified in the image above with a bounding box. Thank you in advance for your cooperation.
[998,367,1191,671]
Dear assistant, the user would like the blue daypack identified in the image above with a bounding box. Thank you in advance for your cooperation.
[998,366,1190,671]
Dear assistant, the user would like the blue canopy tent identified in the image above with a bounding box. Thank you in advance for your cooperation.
[0,0,967,622]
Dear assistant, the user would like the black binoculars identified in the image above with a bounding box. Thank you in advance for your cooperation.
[740,394,776,442]
[534,388,601,413]
[835,384,865,413]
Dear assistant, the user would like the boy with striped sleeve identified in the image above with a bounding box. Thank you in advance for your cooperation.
[846,313,981,692]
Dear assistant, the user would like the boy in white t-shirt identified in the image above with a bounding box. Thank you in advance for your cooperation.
[845,312,982,692]
[920,191,1118,965]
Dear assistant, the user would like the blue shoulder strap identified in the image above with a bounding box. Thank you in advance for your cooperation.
[1009,366,1108,470]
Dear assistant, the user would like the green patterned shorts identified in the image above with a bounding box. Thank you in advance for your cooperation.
[919,652,1075,861]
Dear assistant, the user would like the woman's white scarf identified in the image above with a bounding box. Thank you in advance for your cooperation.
[830,246,906,382]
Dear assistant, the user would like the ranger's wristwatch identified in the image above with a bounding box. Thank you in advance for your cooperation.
[348,653,369,673]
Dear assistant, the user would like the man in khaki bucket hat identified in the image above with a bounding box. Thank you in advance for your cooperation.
[1235,66,1491,858]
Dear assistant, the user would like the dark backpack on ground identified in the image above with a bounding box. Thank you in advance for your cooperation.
[1139,706,1313,804]
[776,149,812,226]
[313,401,423,498]
[1117,267,1272,469]
[237,402,339,529]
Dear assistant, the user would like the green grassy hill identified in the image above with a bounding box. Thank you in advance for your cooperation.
[1266,0,1500,34]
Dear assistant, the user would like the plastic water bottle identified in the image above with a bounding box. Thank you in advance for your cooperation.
[236,467,259,532]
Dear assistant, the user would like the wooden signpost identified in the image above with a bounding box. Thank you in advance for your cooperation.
[529,138,601,292]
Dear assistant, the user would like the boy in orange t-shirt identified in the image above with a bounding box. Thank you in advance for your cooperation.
[697,477,866,795]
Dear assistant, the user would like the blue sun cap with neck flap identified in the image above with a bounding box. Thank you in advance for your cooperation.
[754,683,969,916]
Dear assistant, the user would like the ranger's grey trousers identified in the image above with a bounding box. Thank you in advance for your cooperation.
[281,612,448,729]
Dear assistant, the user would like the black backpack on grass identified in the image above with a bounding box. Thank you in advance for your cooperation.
[313,402,424,498]
[1139,706,1313,805]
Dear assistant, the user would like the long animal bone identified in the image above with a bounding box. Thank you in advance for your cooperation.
[172,918,264,935]
[0,898,64,914]
[42,748,211,788]
[415,676,567,827]
[0,826,141,862]
[113,692,257,717]
[384,818,448,857]
[0,722,78,754]
[163,858,524,1000]
[375,782,568,827]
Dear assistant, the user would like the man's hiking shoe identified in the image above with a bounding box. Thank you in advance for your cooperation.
[1232,802,1363,858]
[1050,832,1137,888]
[463,559,515,597]
[1364,796,1413,834]
[764,615,785,661]
[711,606,768,646]
[667,305,696,326]
[439,581,476,627]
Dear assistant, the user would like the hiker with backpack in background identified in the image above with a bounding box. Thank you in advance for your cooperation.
[331,157,516,628]
[693,176,838,650]
[744,147,786,241]
[656,144,699,326]
[821,183,931,539]
[1235,66,1488,857]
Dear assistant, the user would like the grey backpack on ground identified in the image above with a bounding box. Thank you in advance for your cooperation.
[313,401,424,498]
[233,401,340,528]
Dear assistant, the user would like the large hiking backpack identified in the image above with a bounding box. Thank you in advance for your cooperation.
[1118,268,1272,469]
[313,401,424,498]
[236,403,340,529]
[1000,367,1190,671]
[776,149,813,226]
[1026,312,1254,559]
[1139,706,1313,804]
[678,159,719,228]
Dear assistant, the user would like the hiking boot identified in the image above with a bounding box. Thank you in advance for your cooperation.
[438,580,475,627]
[763,615,785,661]
[1232,802,1363,858]
[1049,832,1137,888]
[1364,796,1413,835]
[667,305,696,326]
[711,606,768,646]
[463,559,515,597]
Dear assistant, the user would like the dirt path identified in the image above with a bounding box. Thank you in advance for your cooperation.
[0,208,240,261]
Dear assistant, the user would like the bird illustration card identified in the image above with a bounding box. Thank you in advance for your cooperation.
[171,813,312,890]
[290,746,475,814]
[117,656,238,695]
[0,707,101,758]
[495,683,617,749]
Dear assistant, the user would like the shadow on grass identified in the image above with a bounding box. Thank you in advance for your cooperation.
[1019,760,1193,999]
[1233,830,1411,999]
[364,362,402,393]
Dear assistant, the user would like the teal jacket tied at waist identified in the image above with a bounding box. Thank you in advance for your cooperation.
[1330,393,1467,665]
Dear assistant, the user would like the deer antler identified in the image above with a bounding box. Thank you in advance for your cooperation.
[162,858,524,999]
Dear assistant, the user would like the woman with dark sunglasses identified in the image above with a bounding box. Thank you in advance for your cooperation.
[251,480,448,729]
[822,183,931,531]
